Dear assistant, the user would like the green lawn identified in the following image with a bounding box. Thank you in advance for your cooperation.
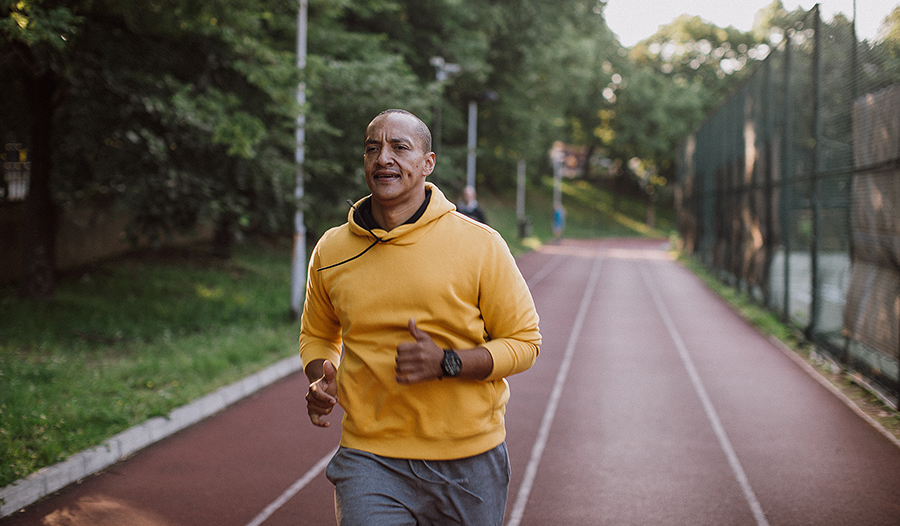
[0,179,673,488]
[0,240,300,487]
[484,177,674,256]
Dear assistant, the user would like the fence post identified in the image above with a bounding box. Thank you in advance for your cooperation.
[763,58,775,307]
[780,31,793,323]
[808,5,822,340]
[841,1,859,368]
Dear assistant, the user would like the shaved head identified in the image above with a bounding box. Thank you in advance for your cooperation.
[371,109,432,153]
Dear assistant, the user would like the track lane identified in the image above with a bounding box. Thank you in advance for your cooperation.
[644,255,900,525]
[5,238,900,526]
[511,239,900,525]
[506,241,605,526]
[512,241,759,525]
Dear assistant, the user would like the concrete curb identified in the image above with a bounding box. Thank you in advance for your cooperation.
[0,354,304,518]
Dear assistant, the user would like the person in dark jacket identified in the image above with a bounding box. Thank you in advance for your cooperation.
[456,185,488,224]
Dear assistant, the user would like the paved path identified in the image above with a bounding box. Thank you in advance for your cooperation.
[4,238,900,525]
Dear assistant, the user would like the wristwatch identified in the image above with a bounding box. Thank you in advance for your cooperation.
[440,349,462,378]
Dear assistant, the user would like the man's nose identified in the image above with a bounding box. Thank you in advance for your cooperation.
[376,145,393,166]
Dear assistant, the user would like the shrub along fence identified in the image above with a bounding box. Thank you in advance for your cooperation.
[677,4,900,405]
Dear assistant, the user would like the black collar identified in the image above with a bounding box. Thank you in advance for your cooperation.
[357,189,432,231]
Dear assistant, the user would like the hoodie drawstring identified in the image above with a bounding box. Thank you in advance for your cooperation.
[316,200,384,272]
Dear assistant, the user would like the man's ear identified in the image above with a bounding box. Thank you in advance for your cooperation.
[422,152,436,177]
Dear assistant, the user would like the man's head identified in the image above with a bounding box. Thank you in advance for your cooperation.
[363,110,436,220]
[463,185,477,203]
[372,109,432,153]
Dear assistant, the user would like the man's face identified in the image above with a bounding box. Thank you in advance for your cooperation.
[364,113,435,208]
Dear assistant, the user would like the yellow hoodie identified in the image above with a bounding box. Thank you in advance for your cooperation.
[300,183,541,460]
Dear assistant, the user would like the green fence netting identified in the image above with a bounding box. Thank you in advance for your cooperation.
[677,3,900,403]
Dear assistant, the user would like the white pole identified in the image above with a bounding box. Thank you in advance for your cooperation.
[290,0,308,321]
[553,158,562,209]
[517,158,529,238]
[466,100,477,189]
[516,158,526,220]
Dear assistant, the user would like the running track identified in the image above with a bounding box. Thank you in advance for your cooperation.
[4,238,900,525]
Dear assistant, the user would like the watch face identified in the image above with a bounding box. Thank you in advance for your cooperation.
[442,350,462,377]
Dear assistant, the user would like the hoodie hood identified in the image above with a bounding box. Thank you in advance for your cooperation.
[347,182,456,246]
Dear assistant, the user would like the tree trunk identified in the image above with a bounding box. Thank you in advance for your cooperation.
[212,212,236,260]
[19,71,61,301]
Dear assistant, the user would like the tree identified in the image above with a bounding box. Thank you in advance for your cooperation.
[861,5,900,93]
[299,0,439,237]
[629,14,766,113]
[593,8,775,197]
[467,0,620,190]
[1,1,80,300]
[54,0,300,256]
[2,0,300,300]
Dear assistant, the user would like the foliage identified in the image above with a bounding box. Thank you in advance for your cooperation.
[0,0,723,252]
[4,0,896,294]
[612,11,770,187]
[2,0,303,299]
[861,5,900,93]
[473,0,618,191]
[880,6,900,46]
[51,0,300,244]
[301,0,439,236]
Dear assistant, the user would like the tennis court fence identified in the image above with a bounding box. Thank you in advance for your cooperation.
[677,4,900,405]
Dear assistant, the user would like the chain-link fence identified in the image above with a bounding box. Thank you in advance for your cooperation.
[677,4,900,405]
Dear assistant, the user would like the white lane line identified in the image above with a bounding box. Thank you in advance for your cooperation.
[247,249,575,526]
[639,264,770,526]
[506,247,605,526]
[246,248,567,526]
[243,448,337,526]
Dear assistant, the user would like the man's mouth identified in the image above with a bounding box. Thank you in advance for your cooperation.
[374,172,400,180]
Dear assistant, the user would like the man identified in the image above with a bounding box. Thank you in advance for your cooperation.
[300,109,541,525]
[456,185,488,224]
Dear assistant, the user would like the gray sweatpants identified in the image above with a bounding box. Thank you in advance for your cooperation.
[325,443,511,526]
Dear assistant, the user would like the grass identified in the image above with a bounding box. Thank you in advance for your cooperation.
[483,177,675,256]
[0,179,671,489]
[0,240,300,487]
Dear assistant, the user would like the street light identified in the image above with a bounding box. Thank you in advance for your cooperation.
[290,0,308,321]
[429,57,460,160]
[466,90,499,190]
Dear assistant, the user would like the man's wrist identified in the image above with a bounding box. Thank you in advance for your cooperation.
[304,358,326,383]
[439,349,462,379]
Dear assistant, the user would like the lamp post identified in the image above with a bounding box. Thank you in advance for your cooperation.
[517,158,529,238]
[289,0,308,321]
[429,57,460,160]
[466,91,499,190]
[466,100,477,189]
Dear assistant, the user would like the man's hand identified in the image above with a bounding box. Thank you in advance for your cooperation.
[395,318,443,384]
[305,359,338,427]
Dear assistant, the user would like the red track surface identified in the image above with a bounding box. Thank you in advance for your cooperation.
[4,238,900,525]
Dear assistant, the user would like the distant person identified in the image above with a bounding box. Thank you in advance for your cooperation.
[456,185,488,224]
[300,109,541,525]
[553,205,566,241]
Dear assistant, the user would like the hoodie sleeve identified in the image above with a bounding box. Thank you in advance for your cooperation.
[478,232,541,381]
[299,239,343,370]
